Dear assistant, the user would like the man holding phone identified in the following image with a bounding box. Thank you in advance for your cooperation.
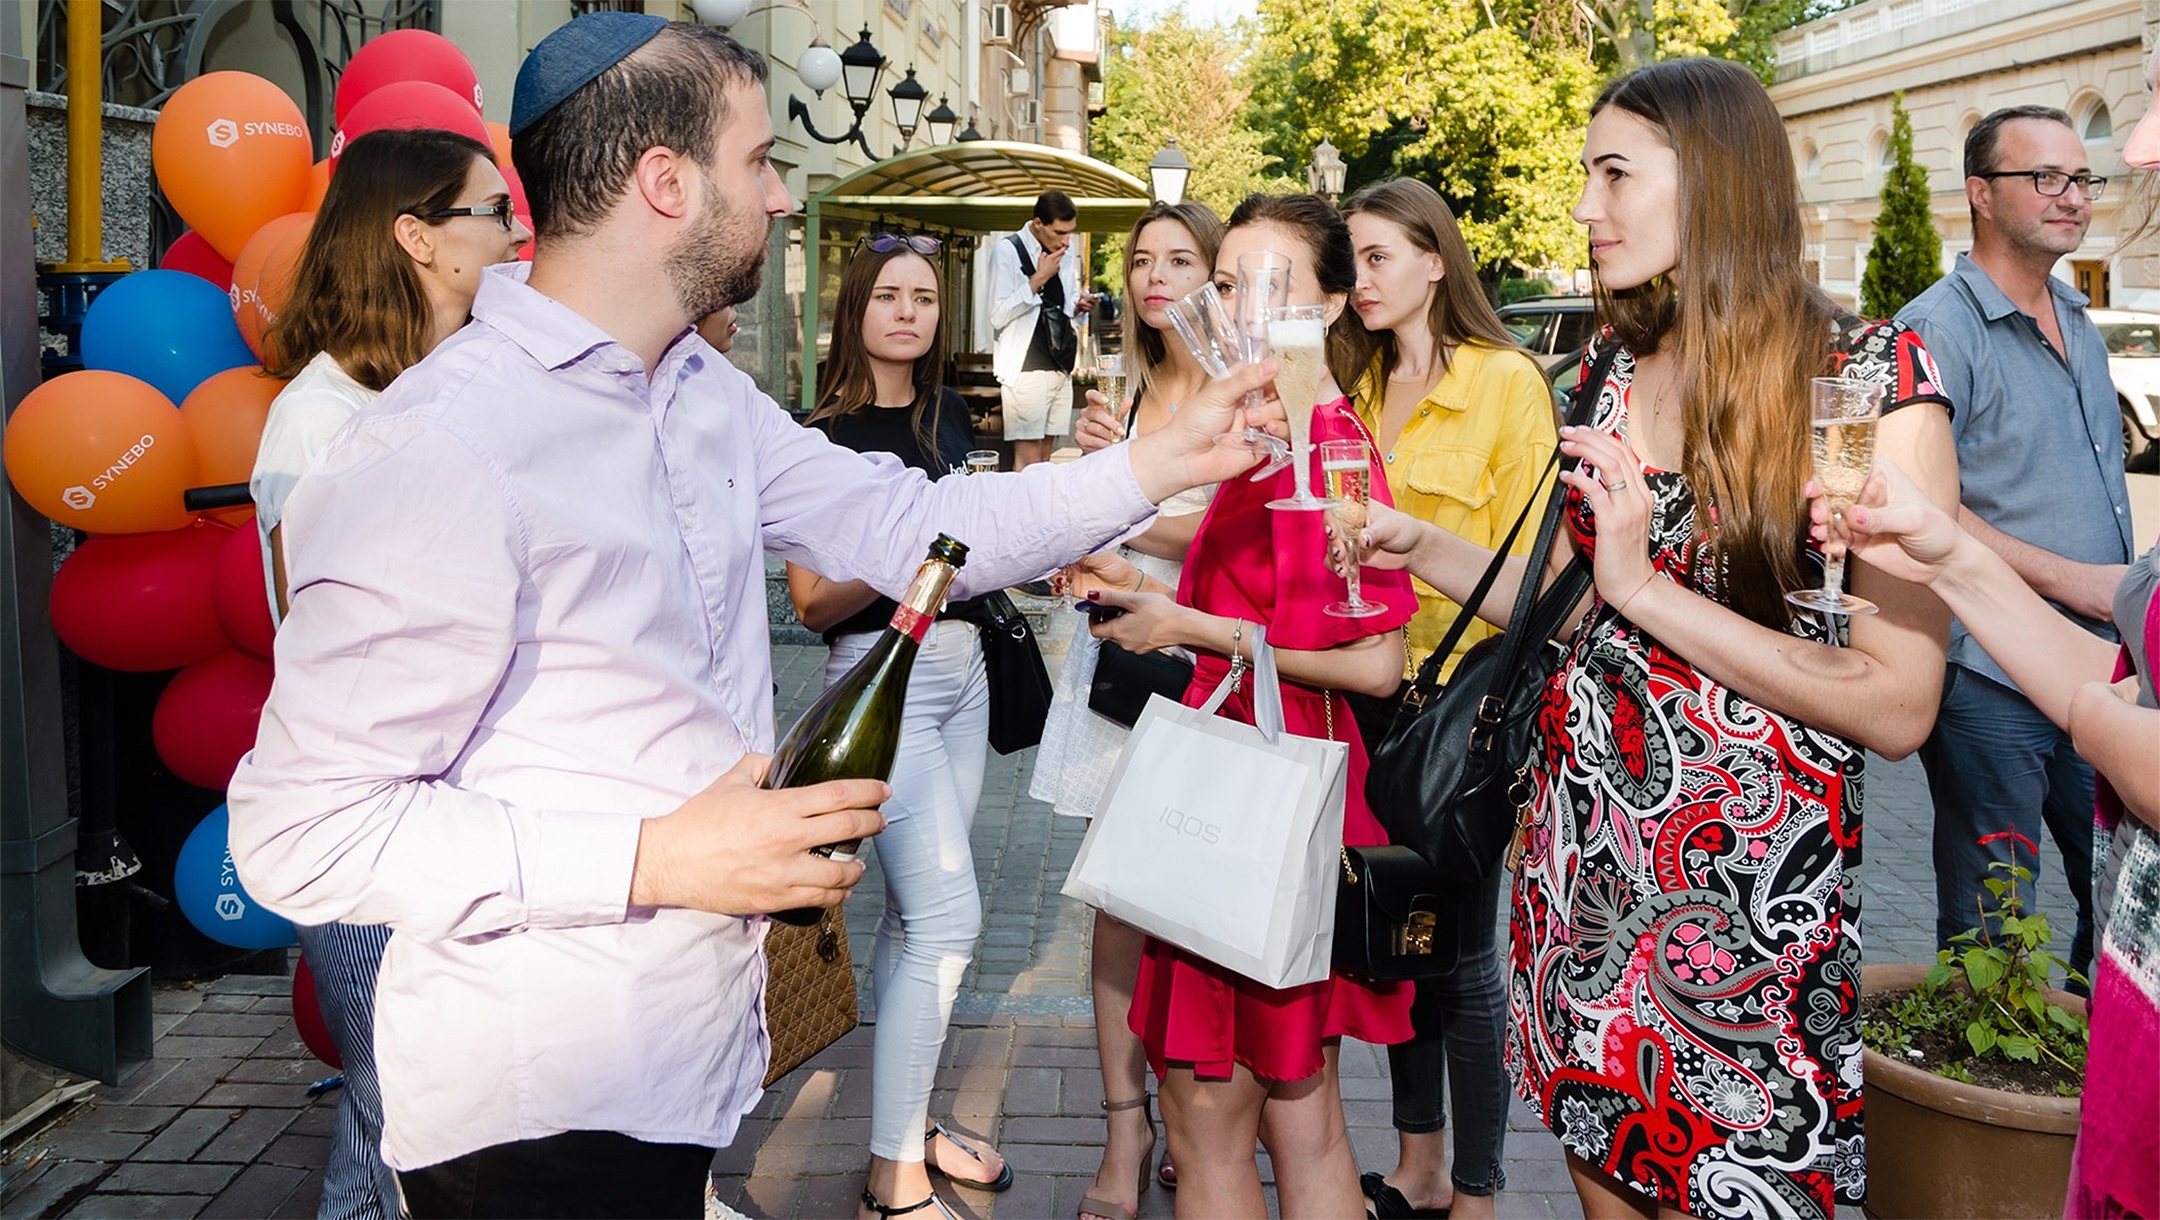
[989,190,1094,475]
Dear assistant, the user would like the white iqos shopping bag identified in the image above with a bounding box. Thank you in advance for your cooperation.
[1062,627,1347,989]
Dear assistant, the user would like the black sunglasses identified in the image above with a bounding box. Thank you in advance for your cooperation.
[420,202,519,232]
[859,232,942,256]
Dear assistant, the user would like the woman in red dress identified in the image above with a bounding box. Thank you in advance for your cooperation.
[1074,193,1416,1219]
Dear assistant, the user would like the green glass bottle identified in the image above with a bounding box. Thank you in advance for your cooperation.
[766,534,968,926]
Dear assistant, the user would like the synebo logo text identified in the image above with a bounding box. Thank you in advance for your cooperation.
[61,485,95,511]
[208,117,305,148]
[206,118,238,148]
[87,434,158,494]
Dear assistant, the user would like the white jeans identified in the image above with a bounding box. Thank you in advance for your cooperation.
[825,618,991,1161]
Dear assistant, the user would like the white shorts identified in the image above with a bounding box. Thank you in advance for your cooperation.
[1000,369,1072,441]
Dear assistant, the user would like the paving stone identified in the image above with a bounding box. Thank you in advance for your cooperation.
[61,1192,210,1219]
[0,1160,106,1220]
[194,1108,301,1165]
[997,1115,1100,1144]
[127,1060,238,1109]
[98,1162,241,1195]
[267,1170,324,1220]
[758,1115,868,1146]
[138,1038,265,1063]
[194,1162,309,1220]
[60,1105,180,1135]
[134,1109,233,1163]
[256,1133,329,1171]
[32,1126,150,1162]
[794,1173,869,1217]
[204,974,289,996]
[197,1084,310,1109]
[1000,1067,1061,1117]
[218,1059,320,1086]
[167,1013,287,1040]
[195,995,259,1014]
[279,1105,337,1139]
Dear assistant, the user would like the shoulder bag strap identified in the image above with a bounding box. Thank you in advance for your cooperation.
[1007,233,1034,276]
[1401,340,1621,702]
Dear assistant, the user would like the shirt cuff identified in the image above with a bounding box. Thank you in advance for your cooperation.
[522,808,641,929]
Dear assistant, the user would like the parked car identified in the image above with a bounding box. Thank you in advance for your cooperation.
[2092,308,2160,471]
[1499,294,1595,407]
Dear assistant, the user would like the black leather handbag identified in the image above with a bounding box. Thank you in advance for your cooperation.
[952,592,1053,755]
[1334,844,1464,982]
[1362,346,1614,888]
[1086,642,1194,729]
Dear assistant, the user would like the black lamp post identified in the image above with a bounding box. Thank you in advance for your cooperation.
[925,95,959,147]
[787,26,927,160]
[1148,138,1192,205]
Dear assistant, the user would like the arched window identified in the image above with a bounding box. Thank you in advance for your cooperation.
[2082,102,2113,143]
[1874,132,1894,172]
[1802,140,1821,178]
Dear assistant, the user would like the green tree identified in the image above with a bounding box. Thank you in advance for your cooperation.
[1860,92,1942,320]
[1092,11,1295,223]
[1245,0,1597,273]
[1503,0,1853,80]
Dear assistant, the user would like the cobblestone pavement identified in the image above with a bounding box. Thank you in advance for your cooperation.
[1,596,2083,1220]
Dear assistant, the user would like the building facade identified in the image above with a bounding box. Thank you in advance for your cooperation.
[1768,0,2151,311]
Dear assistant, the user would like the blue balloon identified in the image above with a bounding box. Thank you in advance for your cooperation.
[174,804,297,951]
[80,269,257,406]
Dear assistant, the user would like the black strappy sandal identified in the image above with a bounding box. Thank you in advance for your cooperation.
[923,1119,1014,1192]
[862,1189,962,1219]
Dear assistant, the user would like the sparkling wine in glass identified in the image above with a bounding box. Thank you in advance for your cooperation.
[1165,281,1290,476]
[1263,304,1335,512]
[965,449,999,475]
[1097,352,1128,425]
[1320,440,1385,618]
[1787,376,1883,617]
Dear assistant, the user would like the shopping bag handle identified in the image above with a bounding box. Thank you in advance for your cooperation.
[1195,624,1284,743]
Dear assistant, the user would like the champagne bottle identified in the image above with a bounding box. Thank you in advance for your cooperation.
[765,534,968,926]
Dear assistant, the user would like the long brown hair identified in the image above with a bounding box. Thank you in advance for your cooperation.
[1337,178,1527,397]
[808,244,949,455]
[1223,193,1363,381]
[265,128,495,390]
[1592,57,1830,628]
[1121,201,1225,405]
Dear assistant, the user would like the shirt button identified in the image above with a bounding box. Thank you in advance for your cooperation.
[712,614,724,638]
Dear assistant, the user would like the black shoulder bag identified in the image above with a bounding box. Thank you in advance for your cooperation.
[946,591,1054,755]
[1361,344,1617,888]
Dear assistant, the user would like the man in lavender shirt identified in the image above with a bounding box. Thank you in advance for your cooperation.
[225,15,1274,1218]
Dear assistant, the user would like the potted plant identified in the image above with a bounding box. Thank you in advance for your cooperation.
[1861,831,2088,1219]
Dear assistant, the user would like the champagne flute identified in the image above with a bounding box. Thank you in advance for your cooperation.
[1165,282,1291,476]
[1787,376,1884,617]
[1320,439,1384,617]
[965,449,999,475]
[1263,303,1335,512]
[1097,352,1128,425]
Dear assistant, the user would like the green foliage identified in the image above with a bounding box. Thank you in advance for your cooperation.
[1860,93,1943,319]
[1245,0,1596,272]
[1495,278,1556,306]
[1861,852,2088,1088]
[1511,0,1856,80]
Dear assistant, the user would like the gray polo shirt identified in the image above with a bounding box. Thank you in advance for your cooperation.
[1896,253,2133,690]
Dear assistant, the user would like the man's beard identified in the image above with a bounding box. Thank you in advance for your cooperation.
[668,191,770,320]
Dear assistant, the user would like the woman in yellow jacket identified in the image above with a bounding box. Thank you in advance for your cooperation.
[1337,177,1557,1220]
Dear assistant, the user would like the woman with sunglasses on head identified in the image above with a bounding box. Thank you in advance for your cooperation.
[783,233,1012,1220]
[1032,200,1224,1220]
[1075,193,1415,1219]
[1339,59,1957,1220]
[1334,177,1558,1220]
[250,126,529,1220]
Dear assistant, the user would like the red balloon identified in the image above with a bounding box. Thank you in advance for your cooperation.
[329,81,489,172]
[335,29,482,127]
[211,517,275,662]
[292,956,343,1069]
[152,650,274,790]
[161,231,236,289]
[51,522,233,672]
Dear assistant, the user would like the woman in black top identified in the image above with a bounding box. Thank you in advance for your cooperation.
[786,236,1010,1220]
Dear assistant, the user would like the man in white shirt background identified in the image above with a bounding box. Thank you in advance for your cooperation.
[988,190,1094,474]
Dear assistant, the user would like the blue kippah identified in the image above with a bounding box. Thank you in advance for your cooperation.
[510,11,668,136]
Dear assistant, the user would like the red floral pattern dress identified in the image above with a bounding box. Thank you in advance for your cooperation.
[1506,321,1948,1219]
[1128,400,1419,1083]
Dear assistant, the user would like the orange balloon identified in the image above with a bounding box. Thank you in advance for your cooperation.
[302,158,333,211]
[3,371,200,534]
[152,72,313,261]
[484,120,515,168]
[181,367,287,525]
[230,212,314,360]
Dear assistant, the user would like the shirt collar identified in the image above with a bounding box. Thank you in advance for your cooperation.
[471,262,660,375]
[1363,343,1491,415]
[1951,251,2087,321]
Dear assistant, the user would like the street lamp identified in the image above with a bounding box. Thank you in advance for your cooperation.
[1307,137,1346,202]
[956,112,985,142]
[925,96,959,147]
[888,67,928,146]
[1148,138,1192,205]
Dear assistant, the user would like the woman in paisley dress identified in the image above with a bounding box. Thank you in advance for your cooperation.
[1338,58,1958,1219]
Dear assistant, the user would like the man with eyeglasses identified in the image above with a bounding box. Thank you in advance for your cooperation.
[989,189,1096,477]
[1896,103,2133,997]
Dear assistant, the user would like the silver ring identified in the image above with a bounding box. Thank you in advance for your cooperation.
[1606,478,1630,493]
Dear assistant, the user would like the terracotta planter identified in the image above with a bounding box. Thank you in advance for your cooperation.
[1862,963,2083,1220]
